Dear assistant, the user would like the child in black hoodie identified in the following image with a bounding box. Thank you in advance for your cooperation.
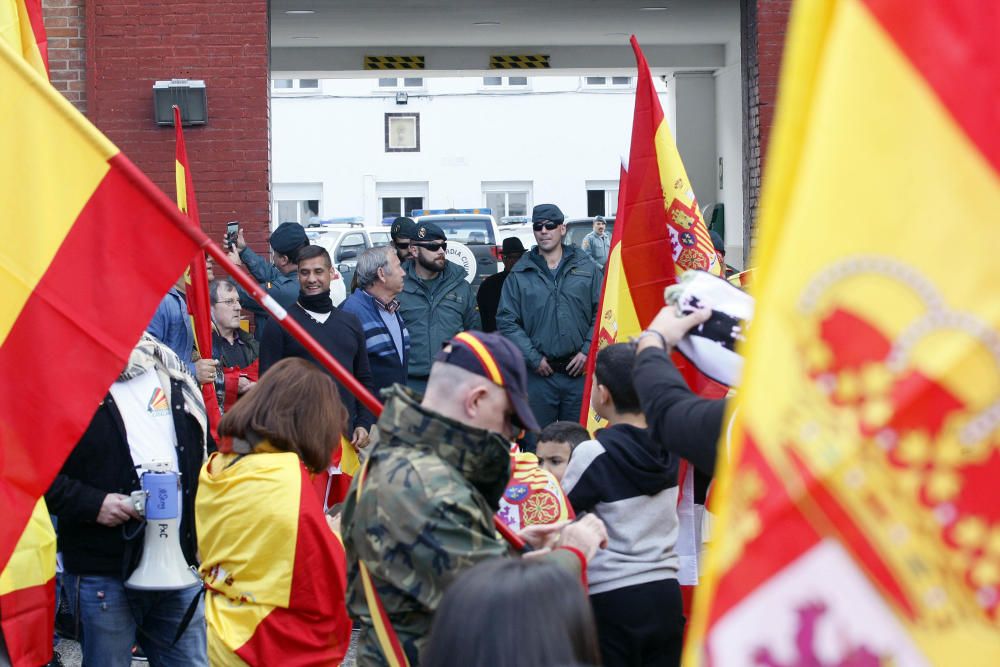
[561,342,685,667]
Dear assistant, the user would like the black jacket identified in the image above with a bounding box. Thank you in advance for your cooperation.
[45,381,210,577]
[633,347,727,475]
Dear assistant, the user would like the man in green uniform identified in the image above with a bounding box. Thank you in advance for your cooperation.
[341,330,607,666]
[496,204,603,433]
[398,221,480,394]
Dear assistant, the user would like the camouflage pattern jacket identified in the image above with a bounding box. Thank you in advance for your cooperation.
[341,385,578,665]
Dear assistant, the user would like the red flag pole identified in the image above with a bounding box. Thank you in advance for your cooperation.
[173,106,222,435]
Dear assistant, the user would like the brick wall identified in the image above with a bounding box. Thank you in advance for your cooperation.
[741,0,791,266]
[82,0,271,248]
[43,0,87,113]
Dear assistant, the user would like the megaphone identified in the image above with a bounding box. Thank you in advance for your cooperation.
[125,464,200,590]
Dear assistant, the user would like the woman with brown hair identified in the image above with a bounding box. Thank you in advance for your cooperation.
[195,358,351,666]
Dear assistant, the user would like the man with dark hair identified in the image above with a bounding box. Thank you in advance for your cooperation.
[389,216,417,264]
[497,203,603,434]
[535,420,590,482]
[561,341,686,667]
[209,279,259,414]
[341,246,410,396]
[398,221,480,394]
[476,237,525,332]
[227,221,310,339]
[581,215,610,267]
[259,245,376,449]
[342,330,608,666]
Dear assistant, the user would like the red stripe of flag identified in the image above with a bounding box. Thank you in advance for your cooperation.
[0,153,201,569]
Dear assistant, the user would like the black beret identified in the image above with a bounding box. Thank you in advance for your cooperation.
[390,217,417,240]
[414,221,447,242]
[269,222,308,254]
[531,204,565,224]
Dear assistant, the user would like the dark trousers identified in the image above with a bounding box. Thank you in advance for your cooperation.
[590,579,685,667]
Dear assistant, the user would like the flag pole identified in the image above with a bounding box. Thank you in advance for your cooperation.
[169,217,527,549]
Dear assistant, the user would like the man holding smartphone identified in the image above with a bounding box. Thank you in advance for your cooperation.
[496,204,603,436]
[226,221,309,340]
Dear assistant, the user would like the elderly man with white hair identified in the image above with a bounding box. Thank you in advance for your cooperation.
[341,245,410,396]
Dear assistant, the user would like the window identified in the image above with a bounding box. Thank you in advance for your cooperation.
[273,183,323,225]
[337,232,367,262]
[385,113,420,152]
[377,182,428,220]
[482,76,529,89]
[482,182,532,221]
[380,196,424,219]
[271,78,320,93]
[582,76,633,88]
[378,77,424,89]
[369,231,392,247]
[586,180,620,217]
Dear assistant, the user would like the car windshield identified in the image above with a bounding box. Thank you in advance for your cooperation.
[419,216,495,244]
[309,230,342,254]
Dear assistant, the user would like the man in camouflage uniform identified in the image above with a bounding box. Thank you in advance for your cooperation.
[341,331,607,666]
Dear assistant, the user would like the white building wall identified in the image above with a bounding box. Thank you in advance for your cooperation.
[271,71,744,258]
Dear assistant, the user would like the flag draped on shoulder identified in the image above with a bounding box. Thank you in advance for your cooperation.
[174,105,222,433]
[0,39,202,574]
[0,0,46,76]
[686,1,1000,664]
[197,449,352,665]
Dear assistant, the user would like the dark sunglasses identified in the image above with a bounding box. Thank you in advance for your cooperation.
[394,240,411,249]
[415,242,447,252]
[532,221,561,231]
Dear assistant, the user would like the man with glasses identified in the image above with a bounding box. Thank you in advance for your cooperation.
[497,204,603,437]
[398,221,480,394]
[209,279,259,414]
[389,216,417,264]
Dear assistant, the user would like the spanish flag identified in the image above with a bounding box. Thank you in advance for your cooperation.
[0,0,46,76]
[174,105,222,431]
[686,1,1000,664]
[582,36,725,435]
[197,448,352,666]
[0,38,203,574]
[496,452,574,531]
[0,499,55,667]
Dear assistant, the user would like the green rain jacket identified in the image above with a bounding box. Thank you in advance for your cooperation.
[495,244,603,369]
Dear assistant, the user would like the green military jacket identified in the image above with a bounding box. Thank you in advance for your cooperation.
[341,386,580,666]
[398,261,480,377]
[495,244,603,369]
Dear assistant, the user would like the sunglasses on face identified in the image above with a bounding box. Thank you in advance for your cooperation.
[394,241,410,249]
[415,242,447,252]
[533,221,561,231]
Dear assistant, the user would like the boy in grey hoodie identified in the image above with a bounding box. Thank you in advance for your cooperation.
[561,342,685,667]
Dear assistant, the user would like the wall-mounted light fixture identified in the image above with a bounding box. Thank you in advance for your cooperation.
[153,79,208,126]
[395,91,408,105]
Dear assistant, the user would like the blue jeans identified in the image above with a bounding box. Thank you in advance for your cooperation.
[525,371,585,448]
[63,574,207,667]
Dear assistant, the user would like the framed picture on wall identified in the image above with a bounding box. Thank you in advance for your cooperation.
[385,113,420,152]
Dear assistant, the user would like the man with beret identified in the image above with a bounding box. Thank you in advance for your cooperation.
[226,221,309,340]
[497,204,603,436]
[389,216,417,264]
[397,221,480,394]
[476,237,526,332]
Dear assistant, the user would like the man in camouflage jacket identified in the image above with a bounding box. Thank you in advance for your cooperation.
[341,332,606,666]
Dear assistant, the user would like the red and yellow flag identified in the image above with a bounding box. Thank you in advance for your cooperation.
[0,39,202,574]
[0,0,46,76]
[582,36,724,434]
[198,449,352,665]
[0,498,55,667]
[686,1,1000,664]
[496,452,574,531]
[174,105,221,432]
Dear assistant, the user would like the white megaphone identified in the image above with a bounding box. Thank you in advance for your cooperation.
[125,462,199,590]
